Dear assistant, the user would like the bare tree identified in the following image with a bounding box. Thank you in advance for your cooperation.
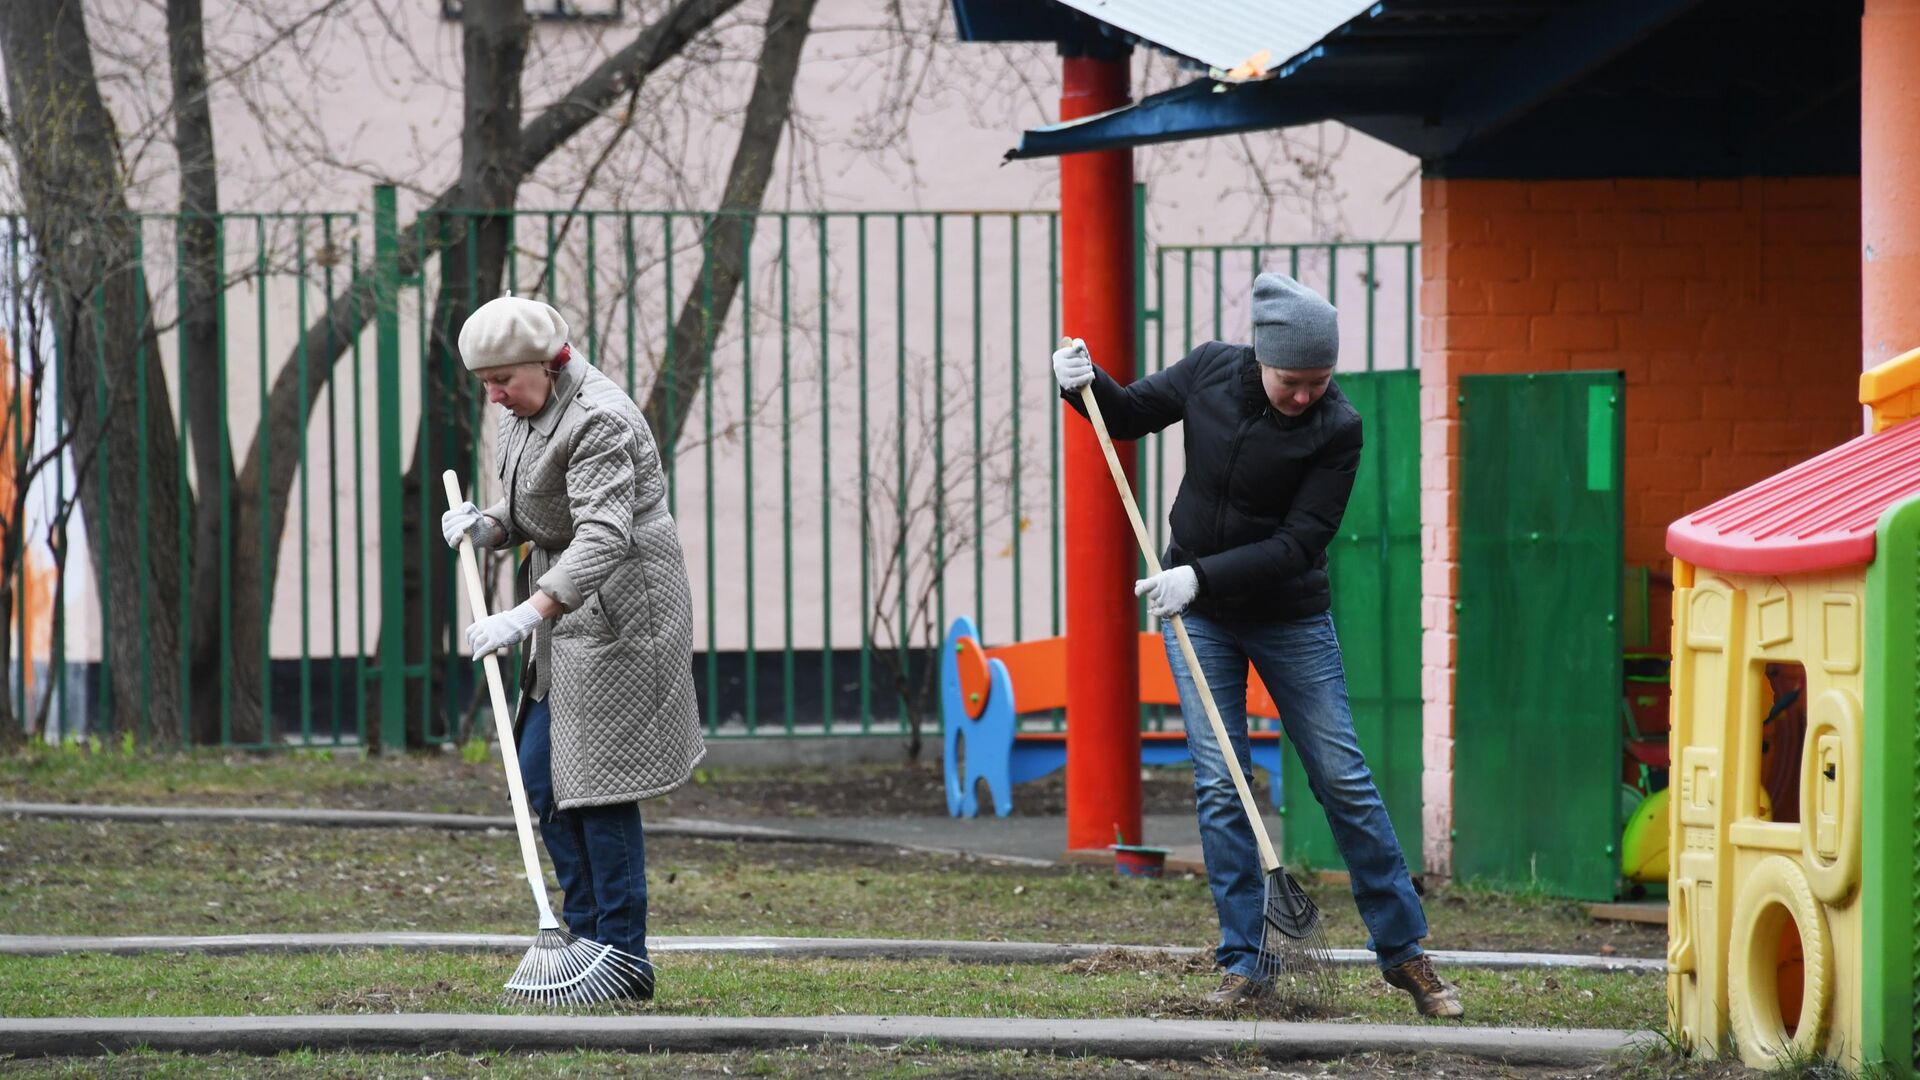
[861,370,1024,760]
[390,0,532,749]
[642,0,817,451]
[0,0,746,745]
[167,0,243,743]
[0,246,115,746]
[0,0,189,743]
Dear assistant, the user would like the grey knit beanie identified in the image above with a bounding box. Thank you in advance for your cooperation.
[1251,273,1338,369]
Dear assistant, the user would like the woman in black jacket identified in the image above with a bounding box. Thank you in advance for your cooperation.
[1055,273,1461,1019]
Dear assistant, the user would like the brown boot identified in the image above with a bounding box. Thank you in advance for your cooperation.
[1204,973,1271,1008]
[1384,955,1464,1018]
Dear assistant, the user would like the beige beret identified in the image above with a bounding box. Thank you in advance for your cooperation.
[458,296,570,372]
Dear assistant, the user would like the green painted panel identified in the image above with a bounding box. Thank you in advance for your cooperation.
[1455,372,1623,901]
[1585,385,1614,492]
[1863,495,1920,1078]
[1284,370,1423,874]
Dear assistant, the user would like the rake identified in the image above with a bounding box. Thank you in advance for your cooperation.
[442,470,653,1007]
[1069,347,1336,1009]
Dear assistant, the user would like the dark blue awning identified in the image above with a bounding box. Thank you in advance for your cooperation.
[958,0,1862,179]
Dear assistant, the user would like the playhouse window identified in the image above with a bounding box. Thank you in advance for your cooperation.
[1754,661,1807,824]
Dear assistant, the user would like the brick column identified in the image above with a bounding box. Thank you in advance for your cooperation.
[1416,180,1464,878]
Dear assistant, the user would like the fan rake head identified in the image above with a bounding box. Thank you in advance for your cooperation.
[1252,865,1337,1010]
[505,926,654,1008]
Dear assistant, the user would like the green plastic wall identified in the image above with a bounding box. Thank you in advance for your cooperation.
[1863,496,1920,1077]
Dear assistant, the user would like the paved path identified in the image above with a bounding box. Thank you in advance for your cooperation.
[0,1013,1653,1065]
[0,932,1663,972]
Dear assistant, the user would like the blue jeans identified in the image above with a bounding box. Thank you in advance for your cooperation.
[518,699,651,977]
[1164,610,1427,976]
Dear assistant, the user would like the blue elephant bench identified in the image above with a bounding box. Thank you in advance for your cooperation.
[939,617,1285,818]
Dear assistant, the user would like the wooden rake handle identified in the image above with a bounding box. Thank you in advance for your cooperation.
[1070,350,1281,873]
[442,470,560,927]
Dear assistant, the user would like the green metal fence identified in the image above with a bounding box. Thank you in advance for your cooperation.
[1,189,1419,749]
[2,209,365,749]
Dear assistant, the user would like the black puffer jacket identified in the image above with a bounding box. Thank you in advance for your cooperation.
[1065,341,1361,622]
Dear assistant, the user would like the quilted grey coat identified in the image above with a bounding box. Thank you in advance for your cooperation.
[479,356,705,809]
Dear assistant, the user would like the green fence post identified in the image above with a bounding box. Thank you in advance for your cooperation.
[373,185,406,752]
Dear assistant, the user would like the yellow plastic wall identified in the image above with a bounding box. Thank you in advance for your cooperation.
[1667,562,1866,1067]
[1860,345,1920,432]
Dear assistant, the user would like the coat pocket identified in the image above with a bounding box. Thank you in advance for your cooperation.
[597,559,655,642]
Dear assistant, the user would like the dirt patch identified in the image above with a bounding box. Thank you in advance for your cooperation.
[1141,990,1337,1024]
[1060,947,1214,978]
[1062,949,1340,1023]
[313,981,458,1013]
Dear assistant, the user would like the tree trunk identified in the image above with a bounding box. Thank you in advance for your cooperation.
[642,0,818,453]
[0,0,186,744]
[392,0,528,748]
[165,0,259,745]
[0,574,17,749]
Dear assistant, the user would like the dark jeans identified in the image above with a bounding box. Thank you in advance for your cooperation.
[1164,610,1428,976]
[519,698,651,974]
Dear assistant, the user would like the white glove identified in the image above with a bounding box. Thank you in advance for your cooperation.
[441,501,502,549]
[466,599,544,660]
[1052,337,1094,392]
[1134,565,1199,619]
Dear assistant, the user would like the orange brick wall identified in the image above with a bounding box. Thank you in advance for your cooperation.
[1417,177,1863,877]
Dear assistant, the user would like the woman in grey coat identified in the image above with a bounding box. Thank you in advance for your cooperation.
[441,295,705,1000]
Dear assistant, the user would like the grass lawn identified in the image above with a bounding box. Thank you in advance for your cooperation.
[0,746,1662,958]
[0,950,1661,1029]
[0,748,1709,1077]
[0,817,1657,959]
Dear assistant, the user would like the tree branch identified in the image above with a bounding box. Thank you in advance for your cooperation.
[642,0,817,448]
[237,0,747,666]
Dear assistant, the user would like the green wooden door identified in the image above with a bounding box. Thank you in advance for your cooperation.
[1283,370,1423,873]
[1454,372,1623,900]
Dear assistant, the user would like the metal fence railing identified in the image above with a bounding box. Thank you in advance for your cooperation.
[1,188,1417,748]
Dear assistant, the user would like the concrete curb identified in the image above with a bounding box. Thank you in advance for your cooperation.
[0,932,1664,973]
[0,801,1054,866]
[0,1014,1655,1065]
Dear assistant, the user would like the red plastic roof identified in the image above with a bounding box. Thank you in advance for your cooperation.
[1667,417,1920,574]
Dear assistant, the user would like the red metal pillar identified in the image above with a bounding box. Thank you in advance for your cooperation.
[1862,0,1920,369]
[1060,49,1142,852]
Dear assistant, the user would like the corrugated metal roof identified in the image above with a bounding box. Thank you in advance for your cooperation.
[1050,0,1380,79]
[1666,417,1920,575]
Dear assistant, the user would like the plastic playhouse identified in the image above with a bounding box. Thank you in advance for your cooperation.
[939,617,1286,819]
[1663,347,1920,1070]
